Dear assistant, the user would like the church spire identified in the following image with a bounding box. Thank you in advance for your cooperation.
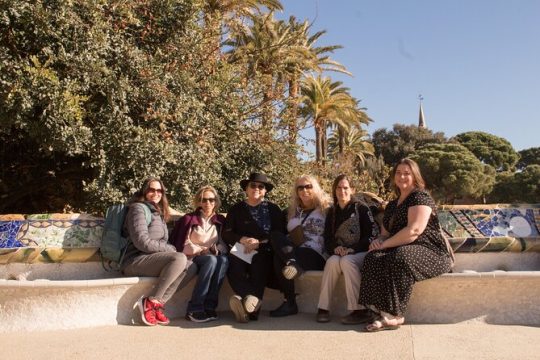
[418,94,426,128]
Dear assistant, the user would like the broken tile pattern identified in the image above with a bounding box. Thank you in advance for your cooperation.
[1,206,539,263]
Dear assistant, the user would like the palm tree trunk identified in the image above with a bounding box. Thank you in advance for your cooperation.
[338,126,344,154]
[287,77,299,144]
[262,74,274,130]
[321,119,327,165]
[315,122,322,163]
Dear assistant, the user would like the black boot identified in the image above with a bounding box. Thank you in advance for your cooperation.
[270,299,298,317]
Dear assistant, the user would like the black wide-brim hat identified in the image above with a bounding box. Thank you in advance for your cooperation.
[240,172,274,192]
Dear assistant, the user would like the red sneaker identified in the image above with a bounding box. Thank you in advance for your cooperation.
[138,297,157,326]
[152,301,170,325]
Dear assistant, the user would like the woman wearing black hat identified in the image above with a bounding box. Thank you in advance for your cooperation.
[222,173,286,323]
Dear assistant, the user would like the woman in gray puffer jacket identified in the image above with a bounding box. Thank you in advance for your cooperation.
[122,177,189,326]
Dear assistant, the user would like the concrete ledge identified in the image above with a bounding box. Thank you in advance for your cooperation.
[2,270,539,332]
[407,273,540,325]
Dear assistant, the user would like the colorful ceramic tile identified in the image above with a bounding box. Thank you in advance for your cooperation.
[479,237,518,252]
[0,214,25,221]
[0,206,539,264]
[532,209,540,234]
[450,211,485,237]
[447,238,468,252]
[18,219,104,248]
[0,221,25,248]
[453,237,491,253]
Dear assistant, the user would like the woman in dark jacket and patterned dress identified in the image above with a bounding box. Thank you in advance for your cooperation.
[222,173,286,323]
[122,177,189,326]
[359,158,453,332]
[170,186,228,323]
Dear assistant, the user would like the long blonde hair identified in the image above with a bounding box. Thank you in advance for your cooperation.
[287,174,331,219]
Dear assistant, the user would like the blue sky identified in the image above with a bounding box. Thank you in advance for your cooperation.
[276,0,540,152]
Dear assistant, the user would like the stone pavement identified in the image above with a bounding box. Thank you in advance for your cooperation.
[3,313,539,360]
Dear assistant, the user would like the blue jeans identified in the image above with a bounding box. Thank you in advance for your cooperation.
[186,254,229,313]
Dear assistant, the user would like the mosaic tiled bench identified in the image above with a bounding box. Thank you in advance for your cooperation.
[1,205,539,331]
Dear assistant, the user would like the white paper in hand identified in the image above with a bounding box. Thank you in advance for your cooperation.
[230,242,257,264]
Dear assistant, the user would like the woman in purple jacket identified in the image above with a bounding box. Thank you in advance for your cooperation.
[170,186,228,323]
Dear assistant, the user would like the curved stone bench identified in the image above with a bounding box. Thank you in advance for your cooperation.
[2,266,539,332]
[1,205,539,332]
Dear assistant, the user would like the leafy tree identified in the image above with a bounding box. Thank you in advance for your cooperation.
[517,147,540,170]
[358,155,391,198]
[372,124,447,165]
[488,165,540,203]
[453,131,519,171]
[488,172,517,203]
[410,143,495,203]
[515,165,540,202]
[0,0,300,214]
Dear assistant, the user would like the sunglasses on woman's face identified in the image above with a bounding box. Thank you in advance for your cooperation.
[249,183,266,190]
[201,198,216,203]
[297,184,313,191]
[147,187,163,194]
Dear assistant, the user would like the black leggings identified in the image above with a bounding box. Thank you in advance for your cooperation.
[270,231,326,300]
[227,248,273,299]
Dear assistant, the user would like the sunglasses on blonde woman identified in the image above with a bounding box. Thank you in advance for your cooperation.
[201,198,216,203]
[297,184,313,191]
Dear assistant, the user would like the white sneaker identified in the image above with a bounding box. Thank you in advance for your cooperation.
[229,295,249,323]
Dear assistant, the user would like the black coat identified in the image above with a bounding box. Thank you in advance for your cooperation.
[222,200,286,251]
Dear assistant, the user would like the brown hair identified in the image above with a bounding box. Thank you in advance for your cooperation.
[131,177,171,222]
[329,174,357,235]
[390,158,426,198]
[331,174,356,207]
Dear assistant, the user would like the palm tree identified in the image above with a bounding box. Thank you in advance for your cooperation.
[328,97,371,154]
[299,75,362,164]
[283,17,351,144]
[228,13,316,130]
[201,0,283,64]
[328,125,375,166]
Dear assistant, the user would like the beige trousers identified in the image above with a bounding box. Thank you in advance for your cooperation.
[317,252,367,311]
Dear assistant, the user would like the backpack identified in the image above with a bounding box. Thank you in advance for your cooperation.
[100,203,151,271]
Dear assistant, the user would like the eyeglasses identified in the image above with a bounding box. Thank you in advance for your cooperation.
[249,183,266,190]
[297,184,313,191]
[201,198,216,203]
[147,187,163,194]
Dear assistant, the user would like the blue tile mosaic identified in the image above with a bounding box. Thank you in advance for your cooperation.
[0,206,539,264]
[0,221,24,248]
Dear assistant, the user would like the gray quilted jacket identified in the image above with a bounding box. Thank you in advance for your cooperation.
[122,201,176,266]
